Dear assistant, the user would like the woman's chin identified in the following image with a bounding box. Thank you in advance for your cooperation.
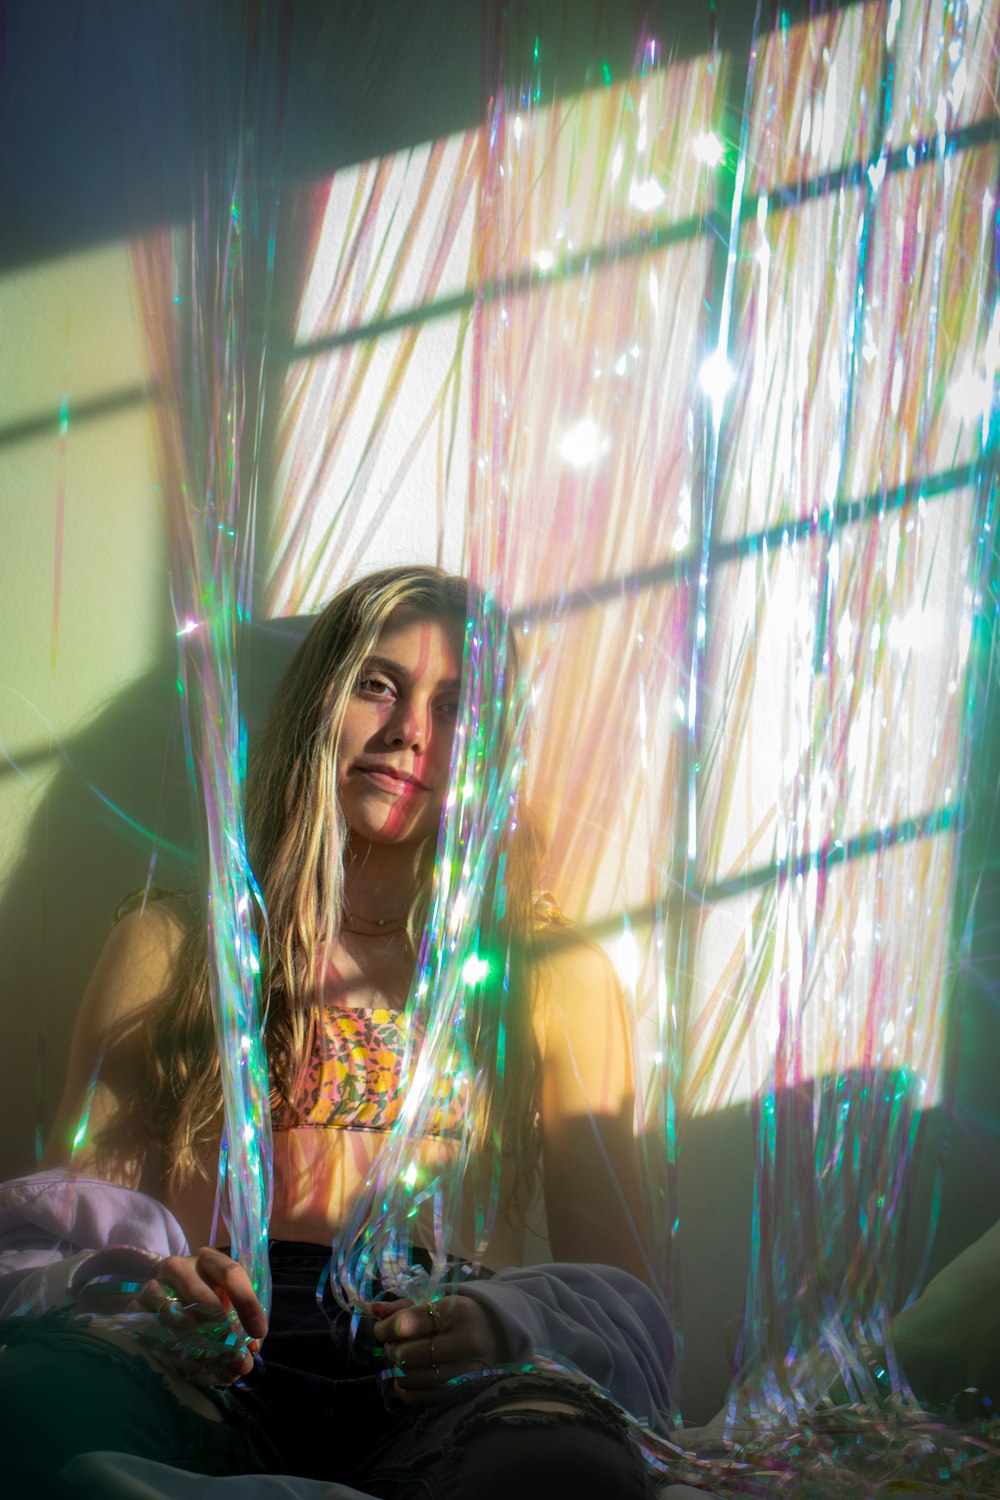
[345,812,433,848]
[341,785,442,848]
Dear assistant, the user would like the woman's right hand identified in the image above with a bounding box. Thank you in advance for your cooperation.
[80,1247,268,1386]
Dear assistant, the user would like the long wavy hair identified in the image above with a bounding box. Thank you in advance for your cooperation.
[111,566,546,1212]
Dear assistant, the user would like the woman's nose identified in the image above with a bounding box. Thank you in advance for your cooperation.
[384,701,428,752]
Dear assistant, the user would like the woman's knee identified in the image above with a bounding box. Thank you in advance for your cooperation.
[443,1382,656,1499]
[487,1399,583,1417]
[0,1336,192,1479]
[450,1415,654,1499]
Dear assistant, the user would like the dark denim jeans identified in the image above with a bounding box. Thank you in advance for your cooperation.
[0,1242,657,1498]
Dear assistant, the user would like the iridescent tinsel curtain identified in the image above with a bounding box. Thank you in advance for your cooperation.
[129,4,291,1313]
[261,4,998,1440]
[706,0,999,1418]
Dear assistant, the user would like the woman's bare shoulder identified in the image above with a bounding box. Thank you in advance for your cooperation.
[529,927,627,1054]
[531,925,621,992]
[85,894,193,1032]
[43,896,193,1173]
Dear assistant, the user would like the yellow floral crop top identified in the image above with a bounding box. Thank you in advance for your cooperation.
[267,894,566,1140]
[278,1006,465,1139]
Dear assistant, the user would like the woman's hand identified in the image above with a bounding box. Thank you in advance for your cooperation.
[372,1294,508,1405]
[80,1247,268,1387]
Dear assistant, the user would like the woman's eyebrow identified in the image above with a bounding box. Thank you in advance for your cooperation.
[362,654,462,689]
[361,654,403,676]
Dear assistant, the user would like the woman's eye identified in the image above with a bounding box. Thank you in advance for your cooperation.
[358,675,394,698]
[438,698,461,719]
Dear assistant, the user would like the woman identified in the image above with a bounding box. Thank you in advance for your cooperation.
[0,567,669,1498]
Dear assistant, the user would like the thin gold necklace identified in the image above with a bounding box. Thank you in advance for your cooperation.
[342,916,409,937]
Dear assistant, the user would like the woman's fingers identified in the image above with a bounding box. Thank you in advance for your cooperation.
[389,1338,491,1380]
[156,1256,221,1312]
[373,1294,458,1346]
[387,1322,496,1373]
[370,1297,415,1339]
[141,1250,265,1382]
[194,1247,268,1339]
[78,1249,264,1388]
[370,1298,413,1319]
[375,1293,505,1406]
[159,1249,268,1340]
[131,1280,254,1380]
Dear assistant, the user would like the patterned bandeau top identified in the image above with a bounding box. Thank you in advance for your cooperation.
[275,1005,465,1139]
[282,892,568,1137]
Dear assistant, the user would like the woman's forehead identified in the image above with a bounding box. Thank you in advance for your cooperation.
[368,609,464,678]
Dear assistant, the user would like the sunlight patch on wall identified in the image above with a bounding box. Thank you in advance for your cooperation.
[0,243,165,885]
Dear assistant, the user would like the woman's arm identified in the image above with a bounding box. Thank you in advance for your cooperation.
[8,900,268,1376]
[372,935,672,1418]
[0,900,188,1314]
[43,899,189,1184]
[0,901,190,1316]
[534,933,654,1286]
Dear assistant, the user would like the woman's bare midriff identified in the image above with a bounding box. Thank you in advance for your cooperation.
[157,941,540,1270]
[163,1125,528,1271]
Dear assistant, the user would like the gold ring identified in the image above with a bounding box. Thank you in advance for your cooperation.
[427,1300,440,1327]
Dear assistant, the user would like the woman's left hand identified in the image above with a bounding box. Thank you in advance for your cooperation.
[372,1294,508,1405]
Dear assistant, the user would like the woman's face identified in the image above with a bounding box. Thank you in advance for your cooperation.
[336,609,464,847]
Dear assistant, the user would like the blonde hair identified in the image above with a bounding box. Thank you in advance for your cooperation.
[111,566,545,1208]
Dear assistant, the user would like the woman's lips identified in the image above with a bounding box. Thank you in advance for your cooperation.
[357,767,425,794]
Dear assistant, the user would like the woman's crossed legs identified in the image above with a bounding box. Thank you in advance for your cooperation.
[0,1316,655,1499]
